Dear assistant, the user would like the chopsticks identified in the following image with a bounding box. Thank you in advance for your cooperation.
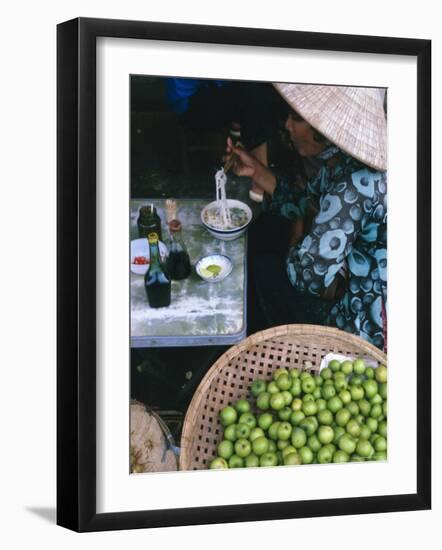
[223,153,236,174]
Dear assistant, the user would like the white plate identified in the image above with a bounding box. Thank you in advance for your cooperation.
[130,238,168,275]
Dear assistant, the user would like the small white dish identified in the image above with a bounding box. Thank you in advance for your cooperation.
[195,254,233,283]
[130,238,168,275]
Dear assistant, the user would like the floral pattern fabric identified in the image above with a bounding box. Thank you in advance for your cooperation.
[267,151,387,350]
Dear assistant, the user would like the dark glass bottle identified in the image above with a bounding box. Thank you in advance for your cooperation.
[144,232,171,308]
[137,204,162,240]
[166,219,191,280]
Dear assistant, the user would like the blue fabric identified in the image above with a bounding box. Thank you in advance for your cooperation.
[165,78,226,114]
[267,151,387,350]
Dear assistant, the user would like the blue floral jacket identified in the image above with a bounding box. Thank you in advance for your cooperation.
[267,150,387,350]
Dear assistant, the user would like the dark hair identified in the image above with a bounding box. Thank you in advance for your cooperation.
[289,109,329,144]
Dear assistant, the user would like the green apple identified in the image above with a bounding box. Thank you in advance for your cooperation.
[235,398,251,414]
[327,396,343,414]
[338,389,352,405]
[375,365,387,383]
[284,452,302,465]
[353,358,366,375]
[333,450,350,463]
[281,445,297,458]
[220,406,237,427]
[249,427,265,442]
[235,423,250,439]
[252,436,270,456]
[276,373,292,391]
[277,421,293,441]
[302,400,318,417]
[256,392,271,411]
[318,425,334,445]
[328,359,341,372]
[350,385,364,401]
[228,454,244,468]
[259,452,278,467]
[346,401,359,417]
[365,367,375,379]
[217,440,234,459]
[239,412,256,430]
[346,419,361,438]
[245,454,259,468]
[338,434,356,454]
[321,367,333,381]
[341,360,353,375]
[317,445,333,464]
[378,420,387,438]
[268,422,281,441]
[278,406,292,422]
[234,438,252,458]
[374,436,387,452]
[273,368,289,380]
[209,457,228,469]
[363,379,379,399]
[258,412,273,431]
[299,417,318,436]
[307,434,322,453]
[335,408,351,427]
[270,393,285,411]
[290,410,305,426]
[250,379,266,397]
[366,417,378,433]
[224,424,237,442]
[291,397,303,411]
[322,384,336,400]
[277,439,290,450]
[302,376,316,394]
[358,399,371,417]
[291,428,307,449]
[316,398,327,411]
[281,390,293,406]
[317,409,333,426]
[267,381,280,395]
[356,439,374,459]
[298,446,314,464]
[290,379,302,397]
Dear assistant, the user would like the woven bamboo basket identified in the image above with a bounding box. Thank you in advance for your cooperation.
[180,324,387,471]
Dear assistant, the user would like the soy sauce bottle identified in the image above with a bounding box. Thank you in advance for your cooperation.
[138,204,162,240]
[144,232,171,308]
[166,219,191,280]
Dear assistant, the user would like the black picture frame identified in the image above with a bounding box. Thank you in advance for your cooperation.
[57,17,431,532]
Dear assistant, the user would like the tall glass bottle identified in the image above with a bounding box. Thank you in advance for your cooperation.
[144,232,171,308]
[166,219,191,280]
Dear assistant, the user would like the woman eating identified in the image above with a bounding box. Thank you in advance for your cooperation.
[226,84,387,351]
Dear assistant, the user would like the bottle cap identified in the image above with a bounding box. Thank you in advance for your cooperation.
[147,232,159,243]
[168,219,182,233]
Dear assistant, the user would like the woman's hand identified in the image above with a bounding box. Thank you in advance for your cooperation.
[225,137,277,195]
[225,137,258,178]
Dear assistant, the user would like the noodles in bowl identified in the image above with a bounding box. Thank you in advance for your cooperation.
[201,199,252,241]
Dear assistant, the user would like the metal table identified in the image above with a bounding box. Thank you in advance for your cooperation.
[130,199,247,347]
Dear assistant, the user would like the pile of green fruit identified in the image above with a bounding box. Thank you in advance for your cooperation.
[209,359,387,469]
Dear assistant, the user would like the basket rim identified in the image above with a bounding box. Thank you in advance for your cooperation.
[179,324,387,470]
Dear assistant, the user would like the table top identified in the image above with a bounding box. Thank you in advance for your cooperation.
[130,199,247,347]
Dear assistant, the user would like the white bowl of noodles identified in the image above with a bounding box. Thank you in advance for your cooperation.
[201,199,253,241]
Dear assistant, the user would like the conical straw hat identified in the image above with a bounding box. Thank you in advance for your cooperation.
[273,83,387,171]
